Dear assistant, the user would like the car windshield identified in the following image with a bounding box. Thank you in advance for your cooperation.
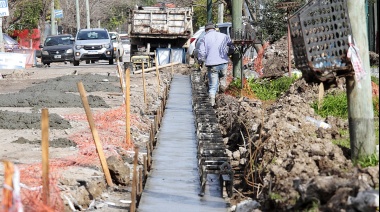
[77,30,109,40]
[2,34,19,45]
[45,36,73,46]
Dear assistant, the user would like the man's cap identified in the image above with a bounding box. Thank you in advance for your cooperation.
[205,23,215,30]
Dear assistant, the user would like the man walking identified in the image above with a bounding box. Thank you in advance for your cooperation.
[198,22,233,107]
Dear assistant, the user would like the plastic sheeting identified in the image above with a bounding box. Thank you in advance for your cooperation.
[156,48,185,65]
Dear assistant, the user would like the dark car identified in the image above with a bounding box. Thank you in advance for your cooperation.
[2,33,22,52]
[40,34,74,66]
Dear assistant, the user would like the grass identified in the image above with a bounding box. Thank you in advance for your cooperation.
[312,92,349,118]
[247,76,296,101]
[371,76,379,85]
[355,153,379,167]
[312,79,379,168]
[269,192,283,201]
[228,75,379,168]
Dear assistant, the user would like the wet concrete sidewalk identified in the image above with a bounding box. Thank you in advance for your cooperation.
[138,75,228,212]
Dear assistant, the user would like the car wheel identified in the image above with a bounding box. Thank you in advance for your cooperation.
[73,60,80,66]
[43,63,50,66]
[86,60,90,64]
[109,59,114,65]
[91,60,96,63]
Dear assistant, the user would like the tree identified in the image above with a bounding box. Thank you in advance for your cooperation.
[192,0,232,30]
[256,0,304,43]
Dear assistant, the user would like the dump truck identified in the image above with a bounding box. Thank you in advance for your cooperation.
[128,4,193,70]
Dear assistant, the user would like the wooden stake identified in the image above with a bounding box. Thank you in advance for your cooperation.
[77,82,114,187]
[133,62,180,74]
[125,68,131,147]
[157,109,161,127]
[2,161,14,211]
[41,108,50,205]
[131,147,139,212]
[138,168,143,195]
[143,154,148,177]
[171,62,174,77]
[142,61,147,106]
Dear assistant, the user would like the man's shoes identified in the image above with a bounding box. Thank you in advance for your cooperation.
[210,97,215,107]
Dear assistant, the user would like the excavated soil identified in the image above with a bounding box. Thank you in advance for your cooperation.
[0,40,378,211]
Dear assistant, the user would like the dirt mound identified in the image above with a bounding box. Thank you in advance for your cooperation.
[262,36,293,78]
[12,137,77,148]
[0,73,121,108]
[215,78,379,211]
[0,110,71,129]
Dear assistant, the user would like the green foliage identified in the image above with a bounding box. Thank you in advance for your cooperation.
[269,192,283,201]
[376,120,379,139]
[229,78,242,89]
[372,76,379,85]
[142,0,156,6]
[192,0,231,30]
[332,137,350,149]
[373,97,379,117]
[103,3,131,31]
[258,0,304,42]
[247,76,296,101]
[355,153,379,168]
[10,1,43,31]
[313,91,379,119]
[312,92,348,119]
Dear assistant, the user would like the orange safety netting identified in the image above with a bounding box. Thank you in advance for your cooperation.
[253,42,269,76]
[65,105,149,166]
[3,105,146,210]
[17,163,64,212]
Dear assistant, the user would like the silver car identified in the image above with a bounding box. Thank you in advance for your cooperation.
[109,32,125,62]
[73,28,114,66]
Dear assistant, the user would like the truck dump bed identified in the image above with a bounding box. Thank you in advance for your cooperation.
[130,7,193,39]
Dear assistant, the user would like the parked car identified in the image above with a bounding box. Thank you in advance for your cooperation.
[187,26,205,58]
[2,33,22,52]
[119,33,130,54]
[216,22,232,37]
[73,28,114,66]
[39,34,74,66]
[192,31,206,63]
[108,32,124,62]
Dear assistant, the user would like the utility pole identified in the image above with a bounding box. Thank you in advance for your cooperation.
[232,0,243,78]
[76,0,80,30]
[207,0,212,23]
[218,3,224,24]
[51,0,56,35]
[347,0,376,160]
[86,0,90,29]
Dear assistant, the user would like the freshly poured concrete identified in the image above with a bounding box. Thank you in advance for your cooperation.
[138,75,228,212]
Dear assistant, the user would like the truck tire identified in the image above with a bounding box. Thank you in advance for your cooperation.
[73,60,80,66]
[86,60,90,64]
[109,59,114,65]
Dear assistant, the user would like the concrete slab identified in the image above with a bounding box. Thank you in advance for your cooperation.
[138,75,228,212]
